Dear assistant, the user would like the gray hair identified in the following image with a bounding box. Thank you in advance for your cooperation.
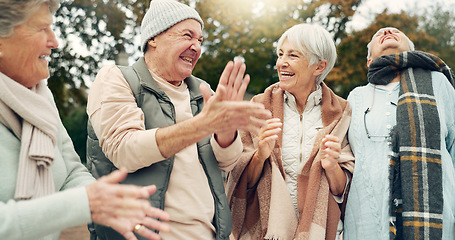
[276,23,337,85]
[366,27,415,60]
[0,0,59,38]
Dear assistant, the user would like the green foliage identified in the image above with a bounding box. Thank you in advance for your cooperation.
[193,0,362,94]
[418,3,455,69]
[48,0,150,161]
[330,8,453,98]
[62,106,88,164]
[48,0,454,161]
[307,0,362,43]
[193,0,294,93]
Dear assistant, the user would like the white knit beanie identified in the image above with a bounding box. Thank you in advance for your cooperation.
[140,0,204,52]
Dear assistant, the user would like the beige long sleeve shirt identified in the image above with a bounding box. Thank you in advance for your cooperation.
[87,65,242,239]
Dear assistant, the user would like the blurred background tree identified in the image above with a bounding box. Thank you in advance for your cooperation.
[49,0,148,160]
[48,0,455,162]
[329,10,436,97]
[419,3,455,69]
[193,0,362,93]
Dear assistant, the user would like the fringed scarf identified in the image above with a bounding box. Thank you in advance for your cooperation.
[0,72,58,200]
[226,83,354,240]
[367,51,454,240]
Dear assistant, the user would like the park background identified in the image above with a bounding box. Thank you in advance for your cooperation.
[47,0,455,164]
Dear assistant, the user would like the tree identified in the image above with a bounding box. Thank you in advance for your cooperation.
[305,0,362,43]
[418,3,455,69]
[48,0,147,161]
[193,0,295,93]
[52,0,455,161]
[329,10,439,98]
[48,0,362,161]
[193,0,362,94]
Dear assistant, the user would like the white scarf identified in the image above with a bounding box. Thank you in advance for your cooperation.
[0,72,58,200]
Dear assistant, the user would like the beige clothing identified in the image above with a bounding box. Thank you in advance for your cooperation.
[282,89,348,216]
[226,83,354,240]
[0,74,58,200]
[282,89,323,213]
[87,65,242,239]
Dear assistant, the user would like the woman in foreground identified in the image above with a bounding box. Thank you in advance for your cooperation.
[0,0,169,239]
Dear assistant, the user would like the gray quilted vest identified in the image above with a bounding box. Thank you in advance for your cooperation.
[86,57,232,240]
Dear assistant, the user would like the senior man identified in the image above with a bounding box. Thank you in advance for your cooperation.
[85,0,271,239]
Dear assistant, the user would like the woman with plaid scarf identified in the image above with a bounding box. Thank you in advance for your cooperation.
[343,27,455,240]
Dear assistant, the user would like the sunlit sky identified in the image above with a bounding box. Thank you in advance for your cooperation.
[347,0,454,31]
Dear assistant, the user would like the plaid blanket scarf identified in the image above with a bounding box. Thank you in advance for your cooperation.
[367,51,454,240]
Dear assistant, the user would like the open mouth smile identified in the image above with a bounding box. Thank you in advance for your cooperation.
[380,35,398,44]
[280,71,295,78]
[181,56,193,64]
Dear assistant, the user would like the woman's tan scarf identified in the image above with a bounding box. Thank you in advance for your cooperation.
[0,72,58,200]
[226,83,354,240]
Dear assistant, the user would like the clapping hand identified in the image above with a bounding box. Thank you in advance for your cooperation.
[199,59,271,147]
[86,169,170,240]
[320,135,341,172]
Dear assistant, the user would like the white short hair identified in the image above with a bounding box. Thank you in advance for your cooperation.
[276,23,337,85]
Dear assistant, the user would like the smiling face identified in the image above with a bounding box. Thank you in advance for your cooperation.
[276,39,322,98]
[367,27,411,66]
[146,19,203,85]
[0,3,58,88]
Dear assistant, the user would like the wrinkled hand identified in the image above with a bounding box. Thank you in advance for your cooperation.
[320,135,341,171]
[246,118,281,187]
[86,169,170,240]
[217,59,249,101]
[200,84,270,144]
[199,60,271,146]
[256,118,282,162]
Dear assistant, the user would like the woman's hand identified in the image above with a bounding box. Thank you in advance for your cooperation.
[320,135,346,196]
[247,118,282,188]
[320,135,341,171]
[256,118,282,162]
[86,169,170,240]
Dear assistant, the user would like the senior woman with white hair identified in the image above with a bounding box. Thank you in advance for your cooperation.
[0,0,169,239]
[226,23,355,240]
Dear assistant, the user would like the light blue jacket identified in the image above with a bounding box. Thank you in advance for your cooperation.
[0,95,95,240]
[344,71,455,239]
